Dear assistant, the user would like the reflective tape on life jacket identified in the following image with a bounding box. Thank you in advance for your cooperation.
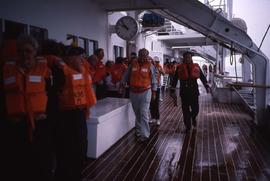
[130,60,151,89]
[3,58,48,116]
[177,63,200,80]
[58,62,96,110]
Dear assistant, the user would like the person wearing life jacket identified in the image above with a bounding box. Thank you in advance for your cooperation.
[105,57,127,97]
[51,46,96,181]
[121,48,157,142]
[171,51,210,133]
[93,48,107,99]
[149,57,165,126]
[1,35,53,181]
[41,39,64,68]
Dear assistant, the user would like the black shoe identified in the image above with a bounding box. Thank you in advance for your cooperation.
[138,136,149,143]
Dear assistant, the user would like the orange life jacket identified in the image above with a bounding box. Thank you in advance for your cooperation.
[44,55,62,68]
[177,63,200,80]
[1,39,18,67]
[130,60,151,89]
[163,64,169,74]
[110,63,127,84]
[58,62,96,110]
[3,58,49,116]
[93,61,106,83]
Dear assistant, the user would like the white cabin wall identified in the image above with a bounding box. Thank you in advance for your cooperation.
[108,12,127,61]
[145,35,173,66]
[0,0,109,61]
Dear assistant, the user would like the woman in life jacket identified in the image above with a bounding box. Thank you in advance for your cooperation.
[2,35,53,181]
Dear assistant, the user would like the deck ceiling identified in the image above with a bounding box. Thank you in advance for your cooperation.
[157,34,216,47]
[92,0,162,11]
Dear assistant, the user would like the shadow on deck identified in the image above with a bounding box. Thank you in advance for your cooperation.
[82,90,270,181]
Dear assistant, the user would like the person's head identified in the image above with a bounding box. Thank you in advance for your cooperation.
[17,35,39,69]
[130,52,137,59]
[64,46,83,72]
[105,60,114,67]
[115,57,123,64]
[94,48,104,61]
[123,57,129,65]
[88,54,98,66]
[183,51,193,64]
[153,56,160,65]
[138,48,149,63]
[41,39,61,56]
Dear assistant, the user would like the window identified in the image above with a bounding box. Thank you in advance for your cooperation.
[30,26,48,45]
[4,20,27,39]
[66,34,98,56]
[113,45,124,60]
[66,34,78,46]
[88,39,98,56]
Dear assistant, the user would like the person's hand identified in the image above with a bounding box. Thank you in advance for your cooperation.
[152,91,156,100]
[35,113,47,121]
[118,86,124,95]
[206,85,211,94]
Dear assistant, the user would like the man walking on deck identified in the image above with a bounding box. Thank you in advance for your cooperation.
[171,51,210,132]
[121,48,157,142]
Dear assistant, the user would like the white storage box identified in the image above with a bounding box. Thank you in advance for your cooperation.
[86,97,135,158]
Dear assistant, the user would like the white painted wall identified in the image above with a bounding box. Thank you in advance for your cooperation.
[108,12,127,61]
[0,0,109,61]
[145,34,173,65]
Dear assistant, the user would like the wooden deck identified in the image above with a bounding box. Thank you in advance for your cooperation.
[82,90,270,181]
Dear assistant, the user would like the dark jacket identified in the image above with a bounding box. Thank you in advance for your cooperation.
[171,64,208,97]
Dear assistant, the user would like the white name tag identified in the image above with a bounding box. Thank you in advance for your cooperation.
[88,75,92,82]
[59,61,65,65]
[73,74,83,80]
[132,68,137,71]
[6,61,16,65]
[4,76,16,85]
[141,68,148,72]
[38,59,46,63]
[29,75,42,82]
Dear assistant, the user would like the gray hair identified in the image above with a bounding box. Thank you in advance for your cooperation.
[138,48,149,56]
[17,35,39,50]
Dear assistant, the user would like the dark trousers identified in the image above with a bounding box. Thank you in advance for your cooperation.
[96,83,107,100]
[107,90,122,98]
[3,118,53,181]
[180,95,199,129]
[150,88,160,119]
[54,109,87,181]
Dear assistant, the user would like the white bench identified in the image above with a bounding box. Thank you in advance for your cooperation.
[86,97,135,159]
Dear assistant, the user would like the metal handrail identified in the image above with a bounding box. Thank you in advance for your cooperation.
[227,82,270,89]
[230,86,256,114]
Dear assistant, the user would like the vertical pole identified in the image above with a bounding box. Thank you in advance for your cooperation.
[126,40,130,60]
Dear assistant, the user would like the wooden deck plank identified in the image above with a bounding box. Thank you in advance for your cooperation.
[82,89,270,181]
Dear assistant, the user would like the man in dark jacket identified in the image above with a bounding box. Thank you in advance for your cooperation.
[171,51,210,132]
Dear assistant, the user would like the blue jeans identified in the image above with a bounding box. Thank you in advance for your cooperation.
[130,89,152,138]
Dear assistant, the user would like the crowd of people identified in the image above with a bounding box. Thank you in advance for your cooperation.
[0,35,210,181]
